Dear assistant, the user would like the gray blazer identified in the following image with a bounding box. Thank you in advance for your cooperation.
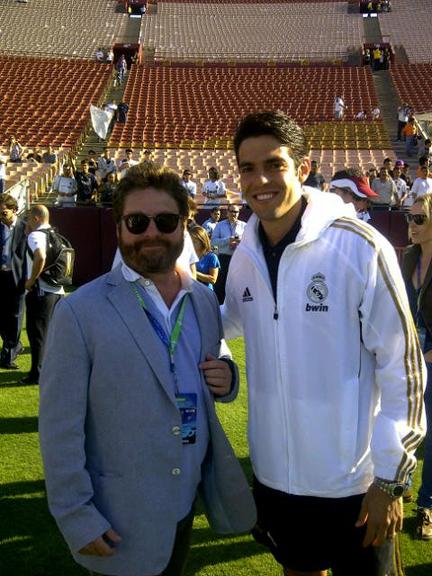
[39,267,256,576]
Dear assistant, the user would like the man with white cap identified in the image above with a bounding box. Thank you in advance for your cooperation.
[329,168,378,223]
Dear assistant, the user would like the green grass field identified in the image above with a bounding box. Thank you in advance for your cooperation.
[1,336,431,575]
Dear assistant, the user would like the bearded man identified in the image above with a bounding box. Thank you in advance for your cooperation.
[39,163,256,576]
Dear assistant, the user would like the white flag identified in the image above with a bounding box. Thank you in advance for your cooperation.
[90,105,114,140]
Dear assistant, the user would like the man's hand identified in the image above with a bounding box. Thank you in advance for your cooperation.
[355,483,403,547]
[199,353,232,396]
[25,279,35,292]
[78,528,122,556]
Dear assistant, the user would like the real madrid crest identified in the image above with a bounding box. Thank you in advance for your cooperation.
[306,273,329,304]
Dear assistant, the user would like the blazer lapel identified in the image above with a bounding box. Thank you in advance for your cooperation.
[106,271,177,405]
[420,256,432,304]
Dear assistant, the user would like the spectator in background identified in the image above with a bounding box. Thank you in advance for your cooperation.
[397,103,409,141]
[401,161,413,188]
[212,205,246,303]
[87,150,98,176]
[367,166,378,187]
[303,160,326,191]
[97,148,117,181]
[371,166,397,206]
[202,207,221,238]
[189,226,220,290]
[141,149,153,168]
[180,169,197,198]
[372,45,382,71]
[402,195,432,541]
[9,136,23,163]
[202,167,227,205]
[73,159,98,205]
[355,110,367,120]
[411,166,432,199]
[403,117,418,157]
[106,48,114,64]
[393,165,408,206]
[95,47,104,62]
[0,193,27,369]
[329,169,378,223]
[99,172,118,205]
[383,157,394,178]
[0,155,6,194]
[23,205,64,385]
[118,149,139,175]
[42,146,57,164]
[117,101,129,124]
[419,139,432,160]
[371,107,381,120]
[334,95,346,120]
[417,155,431,178]
[116,54,127,85]
[52,164,77,207]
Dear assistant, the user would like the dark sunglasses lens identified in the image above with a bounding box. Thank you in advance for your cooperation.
[154,214,180,233]
[407,215,427,225]
[125,214,150,234]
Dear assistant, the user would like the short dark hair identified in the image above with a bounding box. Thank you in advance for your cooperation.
[126,148,133,154]
[112,162,190,223]
[419,155,429,167]
[233,110,309,169]
[332,167,364,180]
[208,166,220,180]
[0,193,18,211]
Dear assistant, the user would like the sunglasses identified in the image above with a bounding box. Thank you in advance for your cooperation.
[406,214,428,226]
[122,213,182,235]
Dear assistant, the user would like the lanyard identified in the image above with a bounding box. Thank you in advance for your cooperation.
[131,281,188,380]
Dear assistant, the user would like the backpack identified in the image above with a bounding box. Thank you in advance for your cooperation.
[29,228,75,287]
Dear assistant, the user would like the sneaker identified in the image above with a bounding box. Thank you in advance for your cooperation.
[416,508,432,540]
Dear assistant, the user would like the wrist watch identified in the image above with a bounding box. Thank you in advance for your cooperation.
[373,477,406,499]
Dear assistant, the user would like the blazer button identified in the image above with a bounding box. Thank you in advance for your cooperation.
[172,426,181,435]
[171,468,181,476]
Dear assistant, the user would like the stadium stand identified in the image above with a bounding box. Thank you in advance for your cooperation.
[109,63,385,148]
[141,2,363,62]
[0,56,112,148]
[379,1,432,64]
[0,0,131,59]
[390,64,432,114]
[107,148,396,199]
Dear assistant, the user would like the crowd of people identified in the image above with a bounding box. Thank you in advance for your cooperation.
[2,110,432,576]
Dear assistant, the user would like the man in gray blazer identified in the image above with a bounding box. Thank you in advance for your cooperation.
[39,163,256,576]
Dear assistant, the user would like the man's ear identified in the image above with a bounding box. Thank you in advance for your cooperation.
[298,157,311,183]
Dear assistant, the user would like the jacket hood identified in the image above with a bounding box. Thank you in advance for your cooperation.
[241,186,357,250]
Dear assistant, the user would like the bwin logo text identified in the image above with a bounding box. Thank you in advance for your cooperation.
[305,303,329,312]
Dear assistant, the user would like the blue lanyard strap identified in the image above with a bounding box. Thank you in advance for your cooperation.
[131,281,188,373]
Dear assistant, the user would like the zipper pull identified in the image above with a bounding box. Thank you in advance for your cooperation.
[273,304,279,320]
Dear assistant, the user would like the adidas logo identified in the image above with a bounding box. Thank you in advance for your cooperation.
[242,287,253,302]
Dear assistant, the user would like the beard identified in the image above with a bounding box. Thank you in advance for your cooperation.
[119,230,184,276]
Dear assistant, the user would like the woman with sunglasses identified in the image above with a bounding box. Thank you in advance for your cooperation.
[402,193,432,540]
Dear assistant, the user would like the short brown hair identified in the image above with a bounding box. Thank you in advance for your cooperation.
[112,162,190,223]
[0,193,18,211]
[233,110,309,169]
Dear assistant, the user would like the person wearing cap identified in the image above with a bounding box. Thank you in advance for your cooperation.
[0,155,6,194]
[180,169,197,199]
[329,168,378,223]
[371,167,398,207]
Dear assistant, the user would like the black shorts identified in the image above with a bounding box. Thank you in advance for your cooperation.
[253,478,402,575]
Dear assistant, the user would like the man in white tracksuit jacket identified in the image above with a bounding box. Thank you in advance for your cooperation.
[222,111,426,576]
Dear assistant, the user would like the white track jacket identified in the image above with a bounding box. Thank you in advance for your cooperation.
[222,188,426,497]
